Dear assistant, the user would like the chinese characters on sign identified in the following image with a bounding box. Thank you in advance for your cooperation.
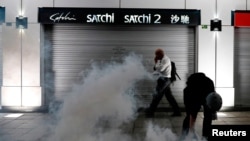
[171,14,190,24]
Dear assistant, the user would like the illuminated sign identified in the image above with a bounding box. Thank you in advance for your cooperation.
[232,10,250,27]
[38,8,200,25]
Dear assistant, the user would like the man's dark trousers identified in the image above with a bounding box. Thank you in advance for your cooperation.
[148,77,180,114]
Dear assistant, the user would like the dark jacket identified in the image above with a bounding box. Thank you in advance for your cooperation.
[184,73,215,113]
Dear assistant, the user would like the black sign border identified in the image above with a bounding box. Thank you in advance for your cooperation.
[38,7,201,26]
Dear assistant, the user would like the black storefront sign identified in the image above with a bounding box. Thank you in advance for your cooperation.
[38,7,200,25]
[0,7,5,24]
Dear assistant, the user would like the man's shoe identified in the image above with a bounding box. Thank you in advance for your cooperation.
[212,112,218,120]
[145,108,154,118]
[171,112,182,117]
[145,112,154,118]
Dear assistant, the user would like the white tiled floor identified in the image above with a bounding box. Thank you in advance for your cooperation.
[0,111,250,141]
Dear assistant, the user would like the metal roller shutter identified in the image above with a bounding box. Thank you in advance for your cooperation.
[0,26,2,108]
[234,28,250,107]
[43,24,195,108]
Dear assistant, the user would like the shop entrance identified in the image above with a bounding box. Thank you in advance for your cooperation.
[42,24,196,109]
[234,28,250,107]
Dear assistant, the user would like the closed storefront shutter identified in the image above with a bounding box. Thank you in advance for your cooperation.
[234,28,250,107]
[43,24,195,108]
[0,26,2,108]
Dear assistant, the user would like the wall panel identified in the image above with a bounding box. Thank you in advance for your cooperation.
[22,24,40,86]
[54,0,119,8]
[2,24,21,86]
[217,26,234,87]
[186,0,216,25]
[121,0,185,9]
[248,0,250,10]
[217,0,246,25]
[23,0,54,23]
[0,0,20,23]
[197,26,216,82]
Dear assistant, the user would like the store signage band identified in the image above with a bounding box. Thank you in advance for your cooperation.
[38,8,200,25]
[0,7,5,24]
[233,10,250,27]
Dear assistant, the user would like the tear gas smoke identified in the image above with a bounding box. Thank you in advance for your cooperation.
[44,53,205,141]
[145,122,177,141]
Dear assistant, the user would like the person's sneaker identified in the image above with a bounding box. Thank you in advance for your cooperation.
[145,108,154,118]
[145,112,154,118]
[171,112,182,117]
[212,112,218,120]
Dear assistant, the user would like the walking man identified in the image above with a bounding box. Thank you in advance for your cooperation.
[145,48,181,117]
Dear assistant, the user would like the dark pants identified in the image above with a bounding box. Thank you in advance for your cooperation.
[182,103,213,138]
[181,72,216,140]
[148,77,180,114]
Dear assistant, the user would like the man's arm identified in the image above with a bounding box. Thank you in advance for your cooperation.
[155,56,171,72]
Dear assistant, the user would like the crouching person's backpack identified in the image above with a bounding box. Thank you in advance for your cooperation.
[206,92,223,112]
[206,92,223,120]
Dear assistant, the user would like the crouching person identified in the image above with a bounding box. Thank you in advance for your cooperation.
[181,73,222,140]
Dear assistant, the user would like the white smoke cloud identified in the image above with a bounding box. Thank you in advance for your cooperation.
[145,122,177,141]
[45,53,148,141]
[44,53,205,141]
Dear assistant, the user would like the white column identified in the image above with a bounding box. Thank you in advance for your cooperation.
[216,26,234,107]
